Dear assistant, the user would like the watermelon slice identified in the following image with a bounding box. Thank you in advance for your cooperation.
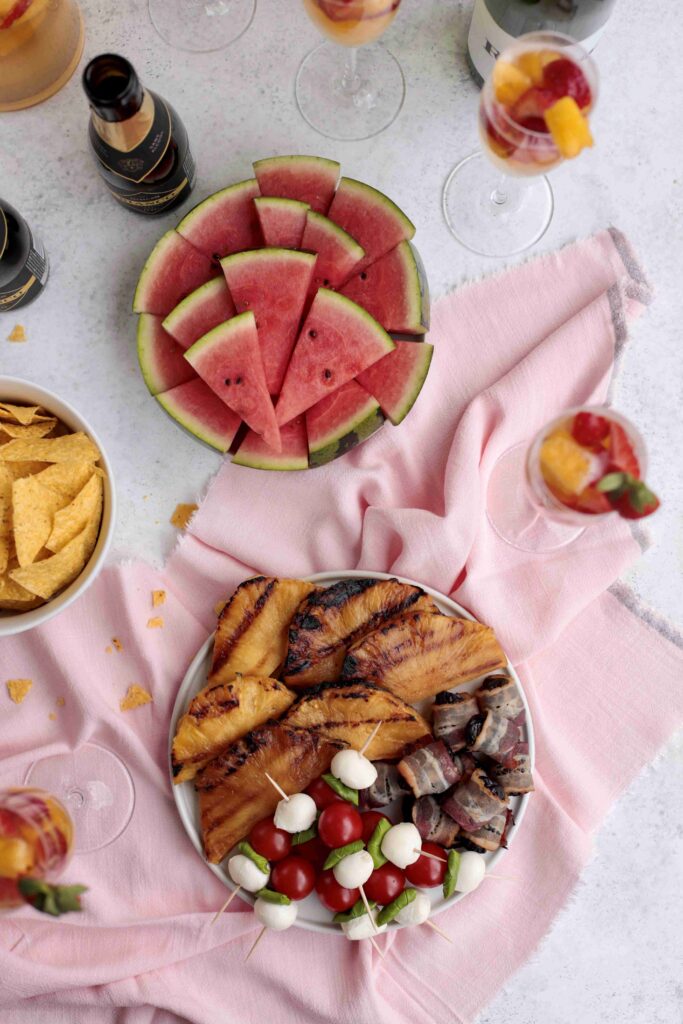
[306,381,384,467]
[328,178,415,274]
[300,211,364,294]
[254,197,310,249]
[132,231,216,316]
[162,278,236,351]
[253,156,340,215]
[156,379,242,453]
[184,312,281,452]
[275,289,395,426]
[340,241,429,336]
[137,314,197,396]
[233,415,308,471]
[357,340,434,425]
[220,248,316,396]
[176,179,261,261]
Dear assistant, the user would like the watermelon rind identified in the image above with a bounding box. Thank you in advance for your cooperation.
[232,416,308,471]
[132,230,214,316]
[357,340,434,426]
[156,378,241,453]
[253,155,341,215]
[137,314,196,396]
[328,178,415,272]
[306,381,384,468]
[253,197,310,248]
[301,211,364,290]
[176,179,261,259]
[340,240,429,335]
[162,277,236,350]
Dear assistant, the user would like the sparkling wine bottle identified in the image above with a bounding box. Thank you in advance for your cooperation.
[0,199,48,312]
[467,0,617,84]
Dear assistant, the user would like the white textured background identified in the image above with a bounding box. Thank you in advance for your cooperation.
[1,0,682,1021]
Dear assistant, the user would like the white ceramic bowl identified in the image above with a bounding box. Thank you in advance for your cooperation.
[0,376,116,637]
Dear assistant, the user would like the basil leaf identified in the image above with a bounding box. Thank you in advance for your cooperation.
[323,839,365,871]
[377,887,417,926]
[322,773,359,806]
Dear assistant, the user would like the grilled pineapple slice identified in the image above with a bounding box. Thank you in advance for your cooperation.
[283,682,431,760]
[171,675,295,784]
[196,725,344,863]
[283,578,440,688]
[211,576,315,685]
[341,611,507,702]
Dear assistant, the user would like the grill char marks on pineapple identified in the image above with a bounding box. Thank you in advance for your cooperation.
[196,725,345,863]
[171,674,296,785]
[283,578,440,688]
[341,611,507,703]
[282,681,431,760]
[210,576,315,685]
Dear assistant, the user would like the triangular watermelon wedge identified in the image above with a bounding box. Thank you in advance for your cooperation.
[133,230,216,316]
[233,415,308,471]
[275,289,395,426]
[220,248,316,396]
[300,211,364,295]
[177,179,261,260]
[340,241,429,335]
[254,197,310,249]
[357,340,434,425]
[253,156,340,215]
[137,314,197,395]
[162,278,236,350]
[156,379,242,453]
[328,178,415,275]
[306,381,384,467]
[184,312,281,452]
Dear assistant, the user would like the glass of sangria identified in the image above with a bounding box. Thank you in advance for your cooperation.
[443,31,598,257]
[0,787,74,911]
[0,0,84,112]
[296,0,405,141]
[486,407,660,552]
[148,0,255,52]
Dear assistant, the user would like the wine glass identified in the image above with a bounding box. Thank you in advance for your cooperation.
[443,31,598,257]
[296,0,405,141]
[486,407,648,552]
[0,787,74,910]
[148,0,255,52]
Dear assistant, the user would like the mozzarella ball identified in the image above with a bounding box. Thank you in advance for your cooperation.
[227,854,269,892]
[341,910,387,940]
[380,822,422,869]
[273,792,317,834]
[333,849,374,890]
[253,897,298,932]
[331,749,378,790]
[395,893,431,927]
[455,851,486,894]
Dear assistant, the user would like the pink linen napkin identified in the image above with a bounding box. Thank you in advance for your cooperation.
[1,228,682,1024]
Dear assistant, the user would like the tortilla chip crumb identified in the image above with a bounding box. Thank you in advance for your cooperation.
[120,684,153,712]
[48,712,56,721]
[105,645,112,654]
[152,590,166,608]
[112,637,123,652]
[170,503,197,529]
[7,324,26,343]
[147,616,164,629]
[6,678,33,704]
[214,599,227,616]
[56,697,65,707]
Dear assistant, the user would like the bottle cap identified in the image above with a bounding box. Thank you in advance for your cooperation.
[82,54,144,122]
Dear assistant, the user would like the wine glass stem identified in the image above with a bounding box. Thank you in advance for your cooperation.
[340,47,360,95]
[491,174,509,206]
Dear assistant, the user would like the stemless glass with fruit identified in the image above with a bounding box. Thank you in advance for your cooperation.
[486,407,660,552]
[0,787,74,911]
[0,0,84,112]
[296,0,405,141]
[148,0,255,52]
[443,31,598,257]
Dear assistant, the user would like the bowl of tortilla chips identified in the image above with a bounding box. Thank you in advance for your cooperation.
[0,377,115,636]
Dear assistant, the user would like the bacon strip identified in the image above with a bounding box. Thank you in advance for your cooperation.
[432,692,478,750]
[466,709,519,764]
[412,796,460,847]
[491,753,534,795]
[476,674,524,719]
[398,740,464,797]
[441,768,507,832]
[460,812,507,852]
[361,761,410,808]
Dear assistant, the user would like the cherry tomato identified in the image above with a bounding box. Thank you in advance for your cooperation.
[571,411,610,447]
[364,863,405,904]
[271,855,316,901]
[295,835,328,871]
[315,870,359,913]
[360,811,390,845]
[317,802,363,849]
[405,842,447,887]
[248,817,292,862]
[305,776,344,810]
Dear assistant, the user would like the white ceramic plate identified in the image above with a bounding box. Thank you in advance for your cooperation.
[169,570,534,932]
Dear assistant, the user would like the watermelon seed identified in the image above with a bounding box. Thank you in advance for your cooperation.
[323,279,330,286]
[323,369,332,380]
[224,378,231,386]
[236,376,243,385]
[309,329,317,339]
[360,272,368,280]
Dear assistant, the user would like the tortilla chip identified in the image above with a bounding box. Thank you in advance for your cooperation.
[152,589,166,607]
[12,476,70,567]
[3,461,51,480]
[170,503,197,529]
[147,616,164,629]
[112,637,123,651]
[56,697,65,707]
[46,473,103,553]
[35,461,96,500]
[0,466,12,575]
[6,679,32,703]
[7,325,26,343]
[9,508,100,599]
[0,433,100,464]
[0,404,52,425]
[0,420,57,441]
[120,684,153,711]
[48,712,56,721]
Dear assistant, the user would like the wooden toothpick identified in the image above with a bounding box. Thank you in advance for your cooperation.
[487,873,516,882]
[359,885,378,933]
[265,772,289,801]
[211,886,241,925]
[413,847,448,864]
[425,919,452,943]
[244,925,267,962]
[369,936,385,958]
[359,721,382,757]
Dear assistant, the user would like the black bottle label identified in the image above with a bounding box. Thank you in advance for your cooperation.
[0,232,48,311]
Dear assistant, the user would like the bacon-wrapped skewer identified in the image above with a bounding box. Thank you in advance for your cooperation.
[491,752,535,795]
[459,812,508,852]
[475,674,524,720]
[411,795,460,847]
[465,709,519,765]
[361,761,410,808]
[398,740,470,797]
[441,768,507,832]
[431,691,479,750]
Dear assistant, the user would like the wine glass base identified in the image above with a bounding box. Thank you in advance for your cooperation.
[443,152,554,257]
[24,744,135,854]
[148,0,256,52]
[296,41,405,141]
[486,443,584,552]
